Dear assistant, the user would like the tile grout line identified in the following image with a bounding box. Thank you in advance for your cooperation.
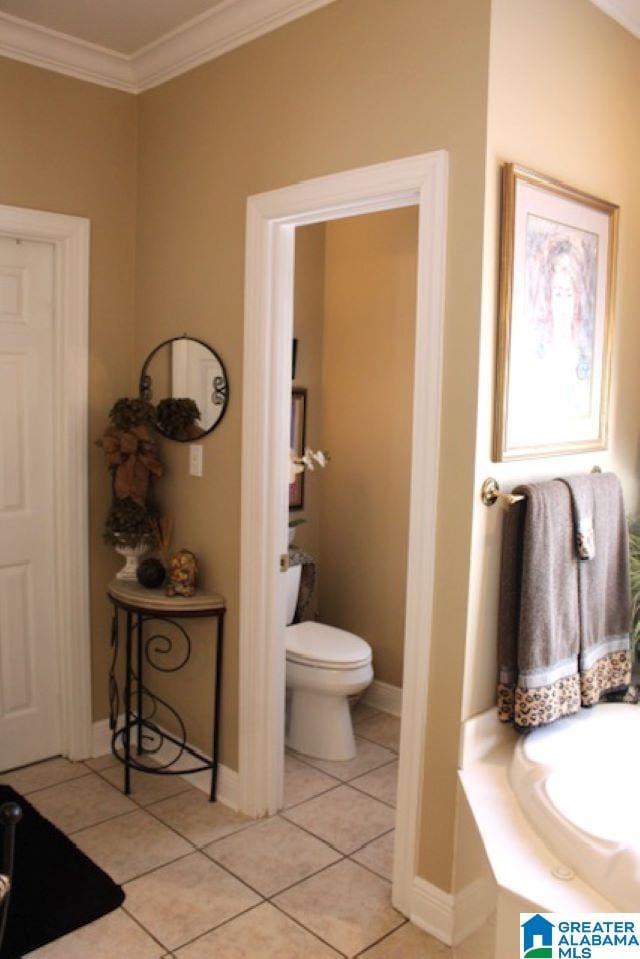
[282,780,344,812]
[121,904,171,953]
[353,917,410,957]
[347,825,396,857]
[0,768,95,797]
[268,898,350,958]
[164,900,267,955]
[346,778,397,810]
[287,741,398,779]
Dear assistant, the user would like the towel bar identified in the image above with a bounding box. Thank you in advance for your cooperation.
[482,466,603,507]
[481,477,525,507]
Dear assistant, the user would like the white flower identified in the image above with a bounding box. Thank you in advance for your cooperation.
[289,446,329,483]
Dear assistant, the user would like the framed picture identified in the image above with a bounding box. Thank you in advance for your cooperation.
[494,164,618,461]
[289,387,307,510]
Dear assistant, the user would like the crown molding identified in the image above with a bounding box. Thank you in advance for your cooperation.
[0,0,337,94]
[590,0,640,38]
[0,10,135,91]
[134,0,337,91]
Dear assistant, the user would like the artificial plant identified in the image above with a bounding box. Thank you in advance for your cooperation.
[156,397,202,441]
[97,398,164,548]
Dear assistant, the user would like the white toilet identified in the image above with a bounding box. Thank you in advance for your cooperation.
[285,564,373,761]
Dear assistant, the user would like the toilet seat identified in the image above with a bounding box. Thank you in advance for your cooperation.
[285,621,372,670]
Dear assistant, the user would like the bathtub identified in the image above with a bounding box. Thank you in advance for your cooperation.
[510,703,640,911]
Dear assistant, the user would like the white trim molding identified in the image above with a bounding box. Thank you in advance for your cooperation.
[0,203,92,761]
[239,150,448,919]
[411,875,496,947]
[362,680,402,717]
[589,0,640,38]
[0,11,134,91]
[0,0,338,93]
[412,877,454,945]
[133,0,337,92]
[91,718,240,809]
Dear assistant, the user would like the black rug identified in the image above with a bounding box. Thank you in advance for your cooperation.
[0,784,124,959]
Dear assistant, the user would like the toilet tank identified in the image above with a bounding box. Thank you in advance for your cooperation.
[285,563,302,625]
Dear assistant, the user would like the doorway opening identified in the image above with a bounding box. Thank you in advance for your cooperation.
[239,152,448,917]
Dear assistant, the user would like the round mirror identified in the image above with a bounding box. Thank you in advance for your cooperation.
[139,336,229,441]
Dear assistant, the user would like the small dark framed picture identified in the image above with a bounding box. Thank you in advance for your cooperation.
[289,387,307,510]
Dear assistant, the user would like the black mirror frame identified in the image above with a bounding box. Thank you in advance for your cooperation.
[139,334,229,442]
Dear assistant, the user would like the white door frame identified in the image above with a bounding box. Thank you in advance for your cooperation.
[0,204,91,761]
[239,151,448,915]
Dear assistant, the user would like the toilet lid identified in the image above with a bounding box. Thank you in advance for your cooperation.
[285,621,372,669]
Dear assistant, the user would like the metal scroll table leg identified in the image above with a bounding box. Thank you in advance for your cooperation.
[124,610,132,795]
[210,611,225,802]
[136,613,143,756]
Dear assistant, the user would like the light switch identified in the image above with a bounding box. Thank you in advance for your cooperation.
[189,444,203,477]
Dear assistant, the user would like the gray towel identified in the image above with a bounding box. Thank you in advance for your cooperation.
[498,481,581,728]
[572,473,631,686]
[559,475,596,560]
[497,475,631,730]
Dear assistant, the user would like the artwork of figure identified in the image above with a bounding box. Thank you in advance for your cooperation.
[495,165,616,460]
[523,216,597,419]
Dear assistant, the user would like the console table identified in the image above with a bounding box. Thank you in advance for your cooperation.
[108,579,225,802]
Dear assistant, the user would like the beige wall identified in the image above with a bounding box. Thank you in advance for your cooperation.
[462,0,640,725]
[0,57,138,722]
[292,222,326,576]
[135,0,492,891]
[316,208,417,688]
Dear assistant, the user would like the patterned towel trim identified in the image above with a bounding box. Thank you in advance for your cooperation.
[497,650,631,729]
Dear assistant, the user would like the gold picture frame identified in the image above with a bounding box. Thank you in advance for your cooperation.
[494,164,618,461]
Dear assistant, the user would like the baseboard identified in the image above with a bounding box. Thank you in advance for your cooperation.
[362,679,402,717]
[410,875,496,947]
[454,875,496,944]
[91,717,239,810]
[411,877,454,945]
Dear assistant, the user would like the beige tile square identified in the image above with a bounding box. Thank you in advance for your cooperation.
[73,809,192,883]
[360,920,450,957]
[351,829,394,880]
[295,737,396,781]
[354,712,401,751]
[205,815,341,896]
[84,753,120,771]
[149,791,251,847]
[283,754,339,808]
[25,907,162,959]
[283,784,394,854]
[174,902,339,958]
[351,760,398,806]
[100,763,195,806]
[274,859,403,957]
[28,773,135,833]
[124,851,260,950]
[351,701,380,725]
[1,757,90,795]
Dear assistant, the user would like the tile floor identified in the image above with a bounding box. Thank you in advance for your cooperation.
[1,705,494,958]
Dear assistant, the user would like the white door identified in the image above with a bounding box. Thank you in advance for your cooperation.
[0,236,60,770]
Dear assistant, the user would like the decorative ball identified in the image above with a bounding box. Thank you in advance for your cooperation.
[137,557,166,589]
